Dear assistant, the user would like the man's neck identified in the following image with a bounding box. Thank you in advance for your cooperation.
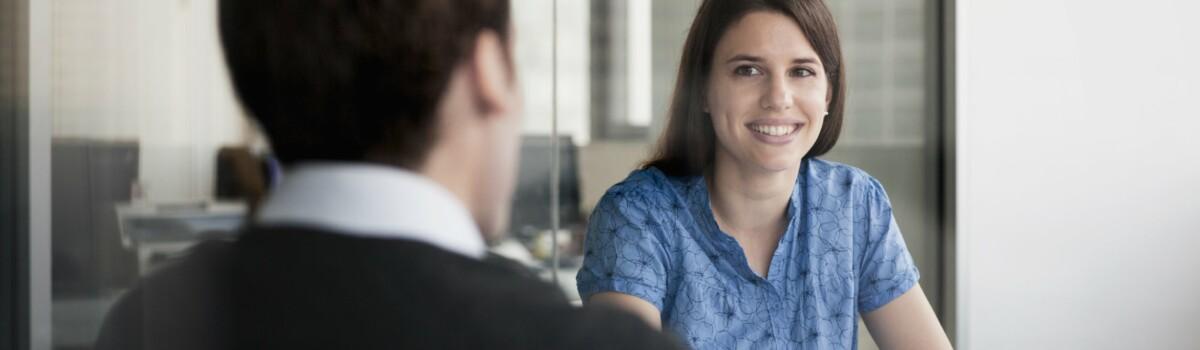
[420,153,476,212]
[418,142,487,233]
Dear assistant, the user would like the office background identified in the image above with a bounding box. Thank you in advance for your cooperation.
[3,0,1199,349]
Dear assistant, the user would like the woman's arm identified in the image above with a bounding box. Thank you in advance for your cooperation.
[862,284,953,350]
[587,292,662,330]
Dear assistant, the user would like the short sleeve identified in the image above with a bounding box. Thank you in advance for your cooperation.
[856,178,920,313]
[576,190,671,311]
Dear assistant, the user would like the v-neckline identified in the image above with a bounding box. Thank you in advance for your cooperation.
[692,173,803,283]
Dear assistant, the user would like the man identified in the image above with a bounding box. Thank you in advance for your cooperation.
[94,0,680,348]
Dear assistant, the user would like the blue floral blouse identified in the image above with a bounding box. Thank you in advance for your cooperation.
[577,158,919,349]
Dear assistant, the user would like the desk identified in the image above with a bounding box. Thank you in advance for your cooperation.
[491,237,584,305]
[539,266,583,305]
[115,201,246,275]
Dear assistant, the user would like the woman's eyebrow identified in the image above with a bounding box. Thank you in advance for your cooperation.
[724,54,819,64]
[725,54,764,63]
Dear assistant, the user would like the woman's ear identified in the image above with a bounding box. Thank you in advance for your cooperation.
[470,30,515,118]
[825,79,834,106]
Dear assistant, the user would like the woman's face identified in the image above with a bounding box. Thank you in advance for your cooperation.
[706,11,829,174]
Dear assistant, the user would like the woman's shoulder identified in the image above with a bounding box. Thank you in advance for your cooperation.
[593,167,694,220]
[804,158,889,201]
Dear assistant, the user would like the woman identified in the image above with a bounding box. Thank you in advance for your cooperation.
[576,0,952,348]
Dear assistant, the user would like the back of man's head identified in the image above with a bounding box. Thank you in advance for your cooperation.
[218,0,511,169]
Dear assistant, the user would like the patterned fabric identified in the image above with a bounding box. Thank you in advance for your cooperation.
[577,158,919,350]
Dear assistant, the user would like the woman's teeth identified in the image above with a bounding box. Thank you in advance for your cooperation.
[750,124,797,136]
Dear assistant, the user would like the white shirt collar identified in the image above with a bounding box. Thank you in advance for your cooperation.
[255,162,486,259]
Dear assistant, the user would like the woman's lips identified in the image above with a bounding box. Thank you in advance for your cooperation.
[746,122,803,145]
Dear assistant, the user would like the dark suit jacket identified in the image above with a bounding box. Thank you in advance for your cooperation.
[95,226,681,349]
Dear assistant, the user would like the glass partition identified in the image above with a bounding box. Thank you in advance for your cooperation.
[29,0,945,348]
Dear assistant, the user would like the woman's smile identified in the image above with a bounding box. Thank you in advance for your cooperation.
[745,120,805,145]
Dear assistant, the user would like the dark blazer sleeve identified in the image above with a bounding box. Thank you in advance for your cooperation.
[560,306,686,349]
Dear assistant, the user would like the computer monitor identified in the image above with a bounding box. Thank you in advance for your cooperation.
[51,139,139,296]
[508,135,582,241]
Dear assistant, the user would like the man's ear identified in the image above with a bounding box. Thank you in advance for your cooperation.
[470,30,514,118]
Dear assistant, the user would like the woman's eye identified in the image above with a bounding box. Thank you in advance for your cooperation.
[734,65,762,76]
[790,68,815,77]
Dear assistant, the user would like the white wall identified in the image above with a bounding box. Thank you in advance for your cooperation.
[511,0,590,144]
[49,0,247,202]
[956,0,1200,348]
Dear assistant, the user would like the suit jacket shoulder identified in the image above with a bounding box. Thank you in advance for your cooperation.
[94,239,235,350]
[96,227,681,350]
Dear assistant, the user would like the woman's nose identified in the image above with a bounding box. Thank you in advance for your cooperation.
[759,76,794,111]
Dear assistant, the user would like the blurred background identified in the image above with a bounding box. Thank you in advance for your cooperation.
[2,0,1199,349]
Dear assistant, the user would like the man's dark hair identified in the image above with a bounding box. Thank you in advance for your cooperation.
[219,0,511,168]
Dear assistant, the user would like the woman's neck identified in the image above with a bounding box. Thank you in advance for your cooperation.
[707,151,800,237]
